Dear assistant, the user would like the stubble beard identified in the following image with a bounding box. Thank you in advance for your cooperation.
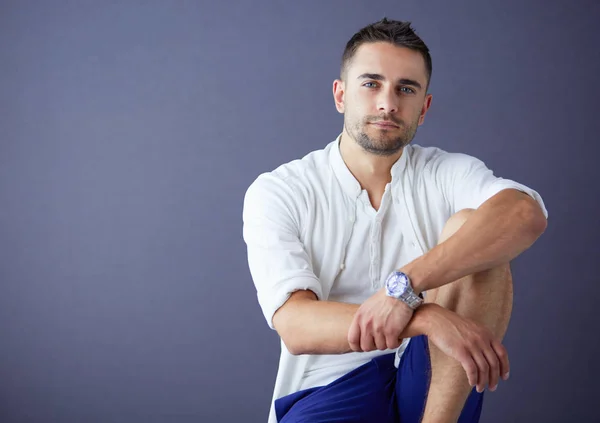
[345,114,420,157]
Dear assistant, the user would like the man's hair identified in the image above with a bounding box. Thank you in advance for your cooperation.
[340,18,432,88]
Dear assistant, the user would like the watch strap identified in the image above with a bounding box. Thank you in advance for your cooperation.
[399,287,423,309]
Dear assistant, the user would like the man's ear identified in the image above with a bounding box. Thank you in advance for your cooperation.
[333,79,345,114]
[418,93,433,125]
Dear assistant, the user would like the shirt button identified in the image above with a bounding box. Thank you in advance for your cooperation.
[411,241,417,248]
[340,263,345,270]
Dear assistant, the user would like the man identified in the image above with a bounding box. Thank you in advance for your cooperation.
[242,18,548,423]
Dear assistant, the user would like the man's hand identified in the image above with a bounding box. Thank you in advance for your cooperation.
[424,304,510,393]
[348,287,414,352]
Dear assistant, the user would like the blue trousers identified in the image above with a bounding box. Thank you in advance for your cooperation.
[275,335,484,423]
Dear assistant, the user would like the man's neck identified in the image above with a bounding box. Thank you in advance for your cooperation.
[338,131,403,195]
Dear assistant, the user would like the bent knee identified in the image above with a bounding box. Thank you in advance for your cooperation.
[439,208,475,243]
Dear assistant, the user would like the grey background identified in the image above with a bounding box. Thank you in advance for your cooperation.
[1,0,598,422]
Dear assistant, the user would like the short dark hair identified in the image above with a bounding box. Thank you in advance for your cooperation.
[340,18,432,88]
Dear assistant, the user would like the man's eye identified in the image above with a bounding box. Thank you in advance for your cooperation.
[400,86,415,94]
[363,82,378,88]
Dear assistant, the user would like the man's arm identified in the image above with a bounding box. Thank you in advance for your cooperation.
[273,288,510,386]
[273,289,474,356]
[404,189,547,294]
[272,290,423,355]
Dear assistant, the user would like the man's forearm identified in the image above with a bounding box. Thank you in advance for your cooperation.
[404,189,547,294]
[275,292,436,355]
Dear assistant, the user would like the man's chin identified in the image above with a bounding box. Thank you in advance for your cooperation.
[361,142,404,157]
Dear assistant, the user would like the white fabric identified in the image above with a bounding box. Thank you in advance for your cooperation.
[299,181,409,391]
[242,135,548,423]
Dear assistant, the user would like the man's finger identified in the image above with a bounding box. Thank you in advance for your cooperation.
[458,351,478,388]
[482,342,500,391]
[360,336,376,352]
[374,332,387,350]
[385,334,402,350]
[360,326,376,352]
[348,319,362,352]
[472,350,489,393]
[491,339,510,380]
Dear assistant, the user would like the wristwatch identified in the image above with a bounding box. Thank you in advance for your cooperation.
[384,271,423,309]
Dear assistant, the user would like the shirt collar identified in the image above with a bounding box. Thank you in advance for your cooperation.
[329,133,409,199]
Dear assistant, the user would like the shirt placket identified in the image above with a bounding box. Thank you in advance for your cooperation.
[370,189,390,289]
[370,216,382,288]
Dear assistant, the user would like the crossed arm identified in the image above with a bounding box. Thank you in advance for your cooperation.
[272,189,547,378]
[274,289,454,355]
[402,189,547,295]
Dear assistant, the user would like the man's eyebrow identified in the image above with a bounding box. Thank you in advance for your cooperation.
[357,73,422,90]
[397,78,422,90]
[357,73,386,81]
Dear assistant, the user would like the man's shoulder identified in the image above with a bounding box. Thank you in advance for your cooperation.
[252,142,335,190]
[408,143,450,163]
[244,141,335,207]
[407,144,480,172]
[273,142,333,179]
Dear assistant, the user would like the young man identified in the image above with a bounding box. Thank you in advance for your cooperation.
[242,18,548,423]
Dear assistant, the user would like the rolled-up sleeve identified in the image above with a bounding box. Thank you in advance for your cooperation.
[429,152,548,218]
[242,173,323,330]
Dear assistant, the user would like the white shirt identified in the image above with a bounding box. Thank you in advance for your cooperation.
[242,135,548,423]
[299,181,409,391]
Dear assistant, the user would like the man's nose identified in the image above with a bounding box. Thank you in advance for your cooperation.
[377,88,399,114]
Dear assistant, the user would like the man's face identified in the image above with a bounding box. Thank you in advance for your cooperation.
[335,42,432,156]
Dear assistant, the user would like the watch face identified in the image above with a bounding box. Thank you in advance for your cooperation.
[387,272,408,295]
